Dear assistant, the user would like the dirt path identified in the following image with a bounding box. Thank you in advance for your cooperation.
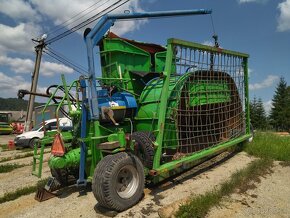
[0,152,51,166]
[0,135,16,145]
[0,148,51,162]
[207,162,290,218]
[0,151,256,218]
[0,162,51,197]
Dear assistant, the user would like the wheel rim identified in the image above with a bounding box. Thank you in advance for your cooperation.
[116,165,139,199]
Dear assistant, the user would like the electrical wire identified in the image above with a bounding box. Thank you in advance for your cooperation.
[46,46,88,73]
[210,14,216,35]
[45,0,129,45]
[43,48,87,76]
[46,0,111,36]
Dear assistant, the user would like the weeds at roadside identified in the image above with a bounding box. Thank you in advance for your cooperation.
[279,161,290,167]
[0,178,49,204]
[0,144,8,151]
[175,131,290,217]
[175,158,273,218]
[0,152,34,163]
[244,132,290,161]
[0,163,26,173]
[0,150,50,163]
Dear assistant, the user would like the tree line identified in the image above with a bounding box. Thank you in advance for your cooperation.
[250,77,290,132]
[0,98,42,111]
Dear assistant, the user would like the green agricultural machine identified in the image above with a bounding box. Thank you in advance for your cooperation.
[33,9,252,211]
[0,112,13,135]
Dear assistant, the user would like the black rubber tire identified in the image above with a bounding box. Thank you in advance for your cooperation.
[29,138,39,149]
[92,152,145,211]
[132,131,155,169]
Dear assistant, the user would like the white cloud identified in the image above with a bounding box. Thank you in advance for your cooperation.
[249,75,279,90]
[0,23,40,53]
[202,40,214,46]
[238,0,268,4]
[248,68,253,75]
[29,0,145,36]
[277,0,290,32]
[0,72,46,98]
[110,0,147,35]
[41,61,74,77]
[263,100,272,115]
[0,55,74,77]
[0,0,38,21]
[0,0,145,54]
[0,55,34,73]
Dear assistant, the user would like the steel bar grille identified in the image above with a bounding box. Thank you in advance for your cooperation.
[162,43,246,159]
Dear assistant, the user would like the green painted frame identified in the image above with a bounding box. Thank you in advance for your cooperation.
[153,38,251,177]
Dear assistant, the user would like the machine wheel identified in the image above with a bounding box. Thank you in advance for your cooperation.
[132,131,155,168]
[29,138,39,149]
[92,152,145,211]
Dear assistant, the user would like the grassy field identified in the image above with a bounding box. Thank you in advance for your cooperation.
[175,131,290,218]
[244,132,290,161]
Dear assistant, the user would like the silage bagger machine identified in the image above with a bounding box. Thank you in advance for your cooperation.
[33,9,252,211]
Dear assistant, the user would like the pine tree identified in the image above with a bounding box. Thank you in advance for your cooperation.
[269,77,289,131]
[250,97,258,128]
[285,86,290,130]
[256,98,268,129]
[250,97,268,130]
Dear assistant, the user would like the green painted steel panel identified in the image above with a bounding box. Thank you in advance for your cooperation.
[189,81,231,106]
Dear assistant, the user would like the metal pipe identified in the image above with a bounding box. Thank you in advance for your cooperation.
[18,89,76,101]
[108,9,212,20]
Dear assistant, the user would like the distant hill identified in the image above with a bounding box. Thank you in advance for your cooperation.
[0,98,43,111]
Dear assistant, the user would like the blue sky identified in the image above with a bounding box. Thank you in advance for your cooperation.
[0,0,289,113]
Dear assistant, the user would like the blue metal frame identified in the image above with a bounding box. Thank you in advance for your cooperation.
[84,9,212,120]
[77,78,88,186]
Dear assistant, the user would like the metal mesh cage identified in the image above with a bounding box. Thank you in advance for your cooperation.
[162,41,247,159]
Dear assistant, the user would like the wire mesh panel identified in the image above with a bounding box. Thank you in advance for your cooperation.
[162,40,247,160]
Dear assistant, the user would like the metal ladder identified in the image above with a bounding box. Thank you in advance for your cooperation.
[32,140,45,178]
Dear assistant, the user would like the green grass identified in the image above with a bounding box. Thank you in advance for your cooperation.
[0,152,34,163]
[0,163,25,173]
[0,150,50,163]
[0,144,8,150]
[176,131,290,218]
[244,132,290,161]
[0,178,49,204]
[175,158,273,218]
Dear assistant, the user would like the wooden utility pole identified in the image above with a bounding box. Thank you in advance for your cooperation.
[24,37,45,132]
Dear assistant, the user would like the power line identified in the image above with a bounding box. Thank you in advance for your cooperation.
[46,0,129,45]
[47,0,111,36]
[47,46,88,72]
[43,47,87,76]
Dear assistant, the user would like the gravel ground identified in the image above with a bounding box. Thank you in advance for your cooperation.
[0,151,256,218]
[0,148,51,198]
[0,147,51,164]
[207,161,290,218]
[0,162,51,197]
[0,135,16,145]
[0,150,289,218]
[0,152,51,166]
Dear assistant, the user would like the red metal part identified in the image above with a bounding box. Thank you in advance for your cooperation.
[51,133,65,156]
